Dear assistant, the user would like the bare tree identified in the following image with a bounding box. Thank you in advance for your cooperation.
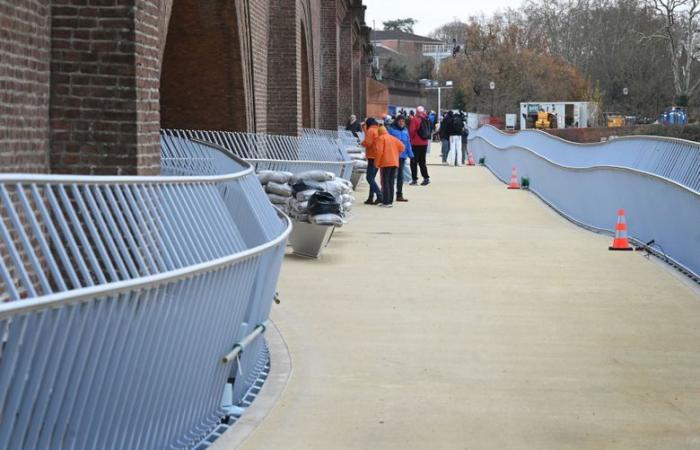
[646,0,700,102]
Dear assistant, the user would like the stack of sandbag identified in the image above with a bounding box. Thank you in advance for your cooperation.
[257,170,294,214]
[286,170,355,225]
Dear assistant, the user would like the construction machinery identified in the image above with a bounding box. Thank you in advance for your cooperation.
[535,110,553,129]
[605,112,625,128]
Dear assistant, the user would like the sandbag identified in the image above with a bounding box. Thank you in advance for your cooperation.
[267,193,289,205]
[307,191,340,216]
[259,170,293,184]
[292,179,324,193]
[266,181,292,197]
[342,201,353,212]
[296,189,318,202]
[310,213,344,226]
[290,170,335,185]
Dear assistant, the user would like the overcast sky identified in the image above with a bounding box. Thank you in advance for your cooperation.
[363,0,519,36]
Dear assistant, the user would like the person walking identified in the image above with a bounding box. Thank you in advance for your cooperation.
[388,115,414,202]
[439,111,452,164]
[374,125,405,208]
[345,114,361,137]
[446,111,464,166]
[361,118,382,204]
[461,116,470,165]
[408,105,431,185]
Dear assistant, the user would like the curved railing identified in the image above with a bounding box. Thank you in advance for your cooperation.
[0,138,291,449]
[472,125,700,192]
[164,129,355,180]
[469,132,700,280]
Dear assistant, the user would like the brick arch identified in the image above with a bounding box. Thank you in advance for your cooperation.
[159,0,247,131]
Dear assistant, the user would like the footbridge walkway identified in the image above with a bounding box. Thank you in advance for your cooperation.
[219,142,700,450]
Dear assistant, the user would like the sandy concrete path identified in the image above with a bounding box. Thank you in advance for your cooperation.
[235,148,700,449]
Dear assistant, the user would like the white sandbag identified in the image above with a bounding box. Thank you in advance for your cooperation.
[310,213,344,226]
[291,200,309,212]
[342,201,353,212]
[341,194,354,204]
[257,170,293,185]
[267,193,289,205]
[353,159,368,169]
[290,170,335,185]
[266,181,293,197]
[296,189,318,202]
[322,180,348,200]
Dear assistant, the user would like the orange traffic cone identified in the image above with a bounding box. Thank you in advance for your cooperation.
[608,209,633,251]
[507,166,520,189]
[467,151,475,166]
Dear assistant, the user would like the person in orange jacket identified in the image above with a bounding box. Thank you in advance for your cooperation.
[374,125,405,208]
[361,118,382,204]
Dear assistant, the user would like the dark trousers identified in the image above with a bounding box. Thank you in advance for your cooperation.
[381,167,397,205]
[366,159,382,201]
[396,158,407,196]
[410,145,430,182]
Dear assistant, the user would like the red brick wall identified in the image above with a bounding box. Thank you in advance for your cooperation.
[318,1,340,129]
[1,0,370,174]
[160,0,247,132]
[0,0,51,173]
[49,0,160,175]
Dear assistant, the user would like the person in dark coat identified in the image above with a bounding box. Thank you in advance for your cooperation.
[345,114,362,137]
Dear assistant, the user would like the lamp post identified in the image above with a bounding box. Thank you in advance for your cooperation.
[489,81,496,116]
[623,86,629,123]
[424,80,453,115]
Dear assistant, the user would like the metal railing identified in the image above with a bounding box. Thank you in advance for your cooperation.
[0,137,291,449]
[469,132,700,280]
[472,125,700,192]
[164,129,355,180]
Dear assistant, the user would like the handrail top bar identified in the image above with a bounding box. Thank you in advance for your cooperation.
[0,210,292,318]
[474,124,700,150]
[246,158,353,165]
[0,171,250,185]
[471,135,700,197]
[0,139,255,185]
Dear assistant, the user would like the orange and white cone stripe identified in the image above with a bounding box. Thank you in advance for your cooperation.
[507,166,520,189]
[467,151,475,166]
[609,208,633,251]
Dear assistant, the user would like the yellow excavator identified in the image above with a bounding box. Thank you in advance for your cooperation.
[535,110,552,129]
[605,112,625,127]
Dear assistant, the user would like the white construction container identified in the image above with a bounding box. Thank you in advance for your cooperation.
[519,101,599,130]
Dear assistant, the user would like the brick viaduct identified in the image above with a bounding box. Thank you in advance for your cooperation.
[1,0,370,175]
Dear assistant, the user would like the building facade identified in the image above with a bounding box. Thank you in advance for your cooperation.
[1,0,371,175]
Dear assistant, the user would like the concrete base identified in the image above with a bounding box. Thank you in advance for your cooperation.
[288,221,335,259]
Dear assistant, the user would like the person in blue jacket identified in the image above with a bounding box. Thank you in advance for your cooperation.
[388,115,414,202]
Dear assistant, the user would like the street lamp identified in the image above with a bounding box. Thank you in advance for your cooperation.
[489,81,496,116]
[623,87,629,121]
[424,80,453,115]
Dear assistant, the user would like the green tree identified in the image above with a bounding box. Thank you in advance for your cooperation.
[383,18,417,33]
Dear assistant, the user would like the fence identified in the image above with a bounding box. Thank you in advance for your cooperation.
[473,125,700,192]
[0,137,291,449]
[469,128,700,280]
[165,129,355,180]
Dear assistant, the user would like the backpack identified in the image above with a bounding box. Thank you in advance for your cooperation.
[451,115,464,135]
[417,117,432,140]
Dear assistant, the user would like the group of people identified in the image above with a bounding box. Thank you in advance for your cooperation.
[354,106,433,208]
[438,110,469,166]
[344,107,472,208]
